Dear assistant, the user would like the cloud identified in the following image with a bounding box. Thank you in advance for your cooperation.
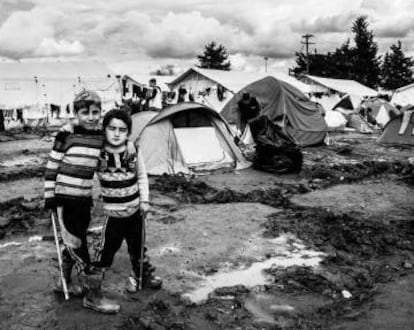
[374,18,414,38]
[291,13,359,34]
[34,38,85,57]
[0,6,84,58]
[1,0,414,74]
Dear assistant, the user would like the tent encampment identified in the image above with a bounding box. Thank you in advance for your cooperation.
[131,102,251,175]
[377,111,414,146]
[220,76,328,146]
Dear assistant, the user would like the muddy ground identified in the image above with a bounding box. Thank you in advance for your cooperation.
[0,130,413,330]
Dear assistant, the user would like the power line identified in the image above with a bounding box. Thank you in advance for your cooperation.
[301,34,315,74]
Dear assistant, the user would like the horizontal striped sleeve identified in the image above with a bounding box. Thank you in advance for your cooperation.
[136,148,149,203]
[44,135,67,201]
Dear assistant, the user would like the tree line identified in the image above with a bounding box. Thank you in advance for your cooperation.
[197,16,414,91]
[292,16,414,90]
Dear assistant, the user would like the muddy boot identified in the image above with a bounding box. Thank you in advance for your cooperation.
[53,260,83,297]
[80,269,120,314]
[127,260,162,292]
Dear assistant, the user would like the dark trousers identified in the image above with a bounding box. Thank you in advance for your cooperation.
[61,203,92,274]
[94,210,144,276]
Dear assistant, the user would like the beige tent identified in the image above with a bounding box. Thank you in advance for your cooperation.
[131,102,251,175]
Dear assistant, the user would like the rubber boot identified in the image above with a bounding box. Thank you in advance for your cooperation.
[80,269,120,314]
[53,260,83,297]
[127,257,162,292]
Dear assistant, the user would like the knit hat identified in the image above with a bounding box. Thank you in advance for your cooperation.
[73,90,101,112]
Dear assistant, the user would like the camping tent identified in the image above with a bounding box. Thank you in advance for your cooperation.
[361,98,400,127]
[131,102,251,175]
[377,111,414,146]
[220,76,328,146]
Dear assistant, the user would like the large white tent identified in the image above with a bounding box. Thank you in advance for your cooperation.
[301,75,378,112]
[0,61,121,126]
[391,83,414,107]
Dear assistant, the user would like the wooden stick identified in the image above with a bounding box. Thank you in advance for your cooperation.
[51,209,70,300]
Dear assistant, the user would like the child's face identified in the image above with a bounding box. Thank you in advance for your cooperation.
[105,118,129,147]
[77,104,101,130]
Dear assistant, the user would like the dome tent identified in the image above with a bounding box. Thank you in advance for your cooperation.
[220,76,328,146]
[377,111,414,146]
[131,102,251,175]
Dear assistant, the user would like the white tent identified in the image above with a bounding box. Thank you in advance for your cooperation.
[301,75,378,97]
[391,83,414,107]
[131,102,251,175]
[0,61,121,117]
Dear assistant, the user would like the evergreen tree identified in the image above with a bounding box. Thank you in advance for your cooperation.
[330,40,355,79]
[381,41,414,90]
[351,16,381,88]
[197,41,231,70]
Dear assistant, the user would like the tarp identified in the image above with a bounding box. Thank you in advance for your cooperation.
[131,102,251,175]
[221,76,328,146]
[377,111,414,146]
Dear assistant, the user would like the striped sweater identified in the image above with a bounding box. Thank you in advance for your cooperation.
[44,126,104,207]
[97,142,149,218]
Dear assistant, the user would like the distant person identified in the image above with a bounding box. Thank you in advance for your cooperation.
[145,78,162,111]
[44,90,119,314]
[237,92,261,132]
[177,85,188,103]
[93,109,162,293]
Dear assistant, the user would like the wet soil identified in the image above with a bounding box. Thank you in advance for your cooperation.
[0,131,414,329]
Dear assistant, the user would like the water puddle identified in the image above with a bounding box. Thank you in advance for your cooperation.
[183,235,324,303]
[244,292,328,325]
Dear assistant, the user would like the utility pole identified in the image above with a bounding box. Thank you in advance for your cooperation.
[301,34,315,74]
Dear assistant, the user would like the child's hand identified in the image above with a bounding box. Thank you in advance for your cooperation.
[140,202,150,218]
[60,123,74,133]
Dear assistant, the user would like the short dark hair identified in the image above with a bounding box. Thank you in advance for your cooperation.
[242,92,250,100]
[102,109,132,133]
[149,78,157,84]
[73,90,101,112]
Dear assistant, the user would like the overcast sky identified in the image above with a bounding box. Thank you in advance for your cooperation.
[1,0,414,74]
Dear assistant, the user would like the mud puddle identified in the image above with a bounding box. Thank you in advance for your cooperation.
[183,234,324,303]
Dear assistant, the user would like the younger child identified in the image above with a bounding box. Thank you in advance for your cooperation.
[44,90,119,314]
[93,109,162,292]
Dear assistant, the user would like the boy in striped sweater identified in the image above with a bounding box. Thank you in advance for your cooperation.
[93,109,162,292]
[44,90,119,314]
